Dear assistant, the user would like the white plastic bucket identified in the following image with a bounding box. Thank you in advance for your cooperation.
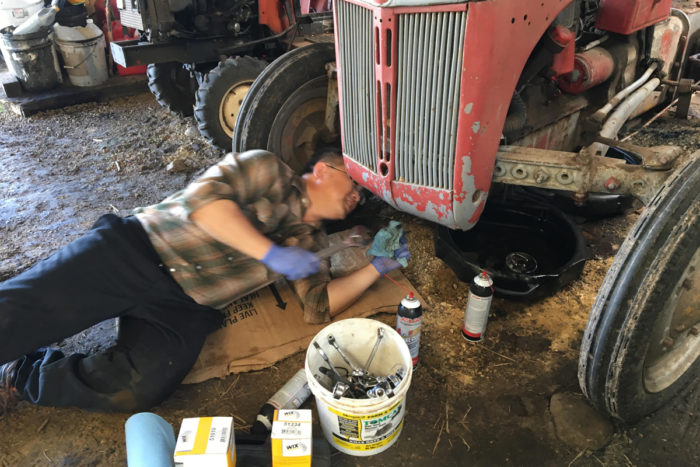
[305,318,413,456]
[53,21,108,87]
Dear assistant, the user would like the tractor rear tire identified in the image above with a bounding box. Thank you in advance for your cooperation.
[147,62,198,116]
[578,154,700,422]
[233,42,336,172]
[194,56,268,150]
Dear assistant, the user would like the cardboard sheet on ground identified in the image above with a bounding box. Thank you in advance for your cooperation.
[183,230,421,384]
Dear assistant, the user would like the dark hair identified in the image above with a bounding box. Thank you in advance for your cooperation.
[301,147,343,174]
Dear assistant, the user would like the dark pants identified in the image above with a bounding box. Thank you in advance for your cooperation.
[0,214,222,412]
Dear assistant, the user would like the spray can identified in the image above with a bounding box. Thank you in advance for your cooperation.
[396,292,422,368]
[251,367,311,434]
[461,271,494,342]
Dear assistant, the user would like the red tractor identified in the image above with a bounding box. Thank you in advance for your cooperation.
[235,0,700,422]
[110,0,334,149]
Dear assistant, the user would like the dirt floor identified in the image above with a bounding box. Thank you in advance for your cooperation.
[0,89,699,467]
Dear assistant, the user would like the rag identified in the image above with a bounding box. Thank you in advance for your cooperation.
[367,221,409,267]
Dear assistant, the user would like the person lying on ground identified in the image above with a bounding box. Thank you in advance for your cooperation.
[0,148,410,414]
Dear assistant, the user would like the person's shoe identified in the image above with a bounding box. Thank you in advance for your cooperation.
[0,359,20,415]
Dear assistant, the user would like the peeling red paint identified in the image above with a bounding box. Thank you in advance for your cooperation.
[467,200,486,224]
[661,30,673,58]
[452,0,572,227]
[345,157,454,223]
[345,157,394,205]
[536,134,549,149]
[393,182,452,221]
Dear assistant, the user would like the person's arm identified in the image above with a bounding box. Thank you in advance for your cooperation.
[189,199,272,260]
[328,235,411,315]
[295,235,411,322]
[327,264,382,317]
[190,198,320,280]
[184,152,320,280]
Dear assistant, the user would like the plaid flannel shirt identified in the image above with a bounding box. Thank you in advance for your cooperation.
[133,150,332,324]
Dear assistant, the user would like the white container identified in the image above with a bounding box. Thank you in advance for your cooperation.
[53,20,108,87]
[0,0,42,30]
[304,318,413,456]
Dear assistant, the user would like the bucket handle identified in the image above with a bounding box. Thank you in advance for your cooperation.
[62,42,99,70]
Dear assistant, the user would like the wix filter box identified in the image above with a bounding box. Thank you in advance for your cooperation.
[271,409,312,466]
[174,416,235,467]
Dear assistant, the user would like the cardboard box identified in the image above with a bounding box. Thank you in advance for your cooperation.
[271,410,312,467]
[174,417,235,467]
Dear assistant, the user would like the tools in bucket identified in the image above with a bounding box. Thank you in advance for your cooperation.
[305,319,413,456]
[311,329,407,400]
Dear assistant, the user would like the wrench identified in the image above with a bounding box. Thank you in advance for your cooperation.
[314,225,371,259]
[312,341,353,386]
[363,328,384,372]
[327,334,365,377]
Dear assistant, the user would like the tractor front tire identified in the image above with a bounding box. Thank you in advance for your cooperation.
[579,154,700,422]
[233,42,337,172]
[147,62,198,116]
[194,56,268,150]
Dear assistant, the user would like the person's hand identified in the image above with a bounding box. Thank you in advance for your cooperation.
[370,236,410,275]
[261,245,321,280]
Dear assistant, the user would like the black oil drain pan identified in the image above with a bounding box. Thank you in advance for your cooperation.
[435,200,587,300]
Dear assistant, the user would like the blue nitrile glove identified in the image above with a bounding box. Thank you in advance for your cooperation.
[370,234,410,275]
[261,244,321,280]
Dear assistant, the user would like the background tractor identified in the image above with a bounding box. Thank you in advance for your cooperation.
[234,0,700,423]
[110,0,334,149]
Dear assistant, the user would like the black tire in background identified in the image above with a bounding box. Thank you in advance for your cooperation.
[233,42,336,172]
[146,62,199,116]
[579,155,700,422]
[194,56,268,151]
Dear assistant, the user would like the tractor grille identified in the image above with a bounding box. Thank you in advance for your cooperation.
[395,11,466,190]
[336,1,467,190]
[336,0,377,172]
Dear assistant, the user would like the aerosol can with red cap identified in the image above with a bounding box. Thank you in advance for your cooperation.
[461,271,494,342]
[396,292,422,368]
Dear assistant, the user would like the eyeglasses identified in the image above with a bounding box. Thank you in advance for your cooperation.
[324,163,348,175]
[324,163,364,201]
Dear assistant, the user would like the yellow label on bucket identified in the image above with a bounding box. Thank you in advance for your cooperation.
[332,419,404,451]
[326,399,404,450]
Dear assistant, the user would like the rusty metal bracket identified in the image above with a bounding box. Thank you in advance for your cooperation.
[494,145,682,205]
[660,77,699,119]
[593,136,682,170]
[675,78,697,119]
[320,62,340,143]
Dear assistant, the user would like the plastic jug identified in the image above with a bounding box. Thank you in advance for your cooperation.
[12,2,59,35]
